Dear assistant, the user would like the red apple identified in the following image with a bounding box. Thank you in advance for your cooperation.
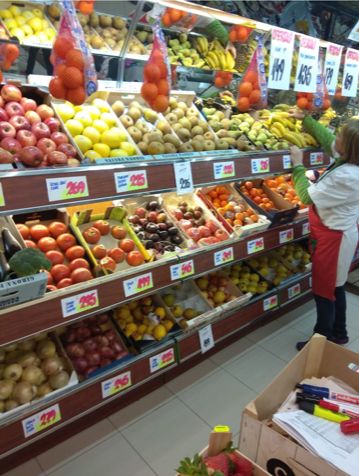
[0,121,16,138]
[0,108,8,122]
[9,115,31,131]
[0,147,13,164]
[17,130,37,147]
[214,229,227,241]
[20,97,37,112]
[37,137,56,154]
[36,104,54,120]
[0,137,21,154]
[44,117,60,133]
[19,146,43,167]
[1,85,22,102]
[51,132,68,146]
[187,227,201,241]
[46,150,68,165]
[25,111,41,125]
[32,122,50,139]
[57,143,76,157]
[5,101,24,117]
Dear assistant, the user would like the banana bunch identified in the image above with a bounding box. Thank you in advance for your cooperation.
[205,48,236,71]
[193,36,208,56]
[263,112,318,148]
[319,108,336,126]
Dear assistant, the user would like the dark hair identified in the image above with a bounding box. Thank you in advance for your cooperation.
[342,118,359,165]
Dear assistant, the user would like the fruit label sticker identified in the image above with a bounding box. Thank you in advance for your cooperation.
[279,228,294,244]
[263,295,278,311]
[199,324,214,354]
[310,152,324,166]
[247,237,265,255]
[101,371,132,399]
[342,48,359,97]
[214,247,234,267]
[46,176,89,202]
[123,272,153,297]
[114,170,148,194]
[324,43,343,96]
[282,154,292,170]
[213,161,235,180]
[173,161,194,195]
[288,283,301,299]
[170,259,194,281]
[302,222,310,235]
[251,158,270,174]
[149,348,175,373]
[22,404,61,438]
[0,183,5,207]
[294,35,320,93]
[268,28,295,90]
[61,289,99,318]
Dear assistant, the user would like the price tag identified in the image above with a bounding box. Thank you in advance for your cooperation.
[114,170,148,193]
[213,161,235,180]
[263,295,278,311]
[310,152,324,166]
[268,28,295,90]
[199,324,214,353]
[61,289,99,318]
[46,176,89,202]
[0,183,5,207]
[251,158,270,174]
[324,43,343,96]
[22,404,61,438]
[302,222,310,235]
[294,35,320,93]
[101,371,132,399]
[214,247,234,266]
[342,48,359,97]
[123,272,153,297]
[279,228,294,244]
[247,237,265,255]
[173,162,193,195]
[288,283,301,299]
[170,259,194,280]
[282,154,292,170]
[149,348,175,373]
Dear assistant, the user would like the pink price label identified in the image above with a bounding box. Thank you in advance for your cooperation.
[251,158,270,174]
[213,161,235,180]
[22,404,61,438]
[288,283,301,299]
[279,228,294,244]
[149,348,175,373]
[247,237,265,255]
[61,290,99,318]
[310,152,324,165]
[123,272,153,297]
[101,371,132,399]
[115,170,148,193]
[214,247,234,266]
[170,260,194,280]
[263,295,278,311]
[46,176,89,202]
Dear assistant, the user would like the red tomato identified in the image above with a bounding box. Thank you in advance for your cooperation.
[48,221,68,238]
[25,239,37,249]
[44,270,53,285]
[111,225,127,239]
[92,220,110,236]
[51,264,71,282]
[92,244,107,259]
[30,224,49,241]
[16,224,30,239]
[37,236,57,252]
[57,278,73,289]
[71,267,93,283]
[56,233,76,251]
[126,251,144,266]
[100,256,116,272]
[69,258,90,271]
[108,248,125,263]
[119,238,135,253]
[65,245,85,261]
[83,227,101,244]
[45,250,65,265]
[46,284,58,292]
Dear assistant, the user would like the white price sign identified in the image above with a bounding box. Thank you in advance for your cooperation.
[251,157,270,174]
[247,237,265,254]
[288,283,301,299]
[199,325,214,353]
[61,289,99,318]
[279,228,294,244]
[268,28,295,90]
[213,161,235,180]
[101,371,132,399]
[214,247,234,266]
[263,295,278,311]
[22,404,61,438]
[342,48,359,97]
[123,272,153,297]
[173,161,193,195]
[46,176,89,202]
[282,155,292,170]
[149,348,175,373]
[324,43,343,96]
[294,35,320,93]
[114,170,148,193]
[170,259,194,280]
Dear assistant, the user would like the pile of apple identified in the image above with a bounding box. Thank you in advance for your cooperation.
[0,85,79,167]
[195,272,237,308]
[61,313,129,379]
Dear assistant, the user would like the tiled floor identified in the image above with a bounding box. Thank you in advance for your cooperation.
[5,292,359,476]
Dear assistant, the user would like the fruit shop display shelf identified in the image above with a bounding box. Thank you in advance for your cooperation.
[0,149,328,215]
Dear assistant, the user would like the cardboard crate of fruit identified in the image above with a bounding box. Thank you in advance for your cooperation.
[112,293,181,352]
[162,192,230,247]
[197,184,270,238]
[246,253,297,287]
[0,331,78,419]
[274,242,312,275]
[221,262,273,297]
[70,206,150,275]
[263,176,308,215]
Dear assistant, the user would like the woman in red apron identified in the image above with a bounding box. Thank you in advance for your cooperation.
[291,115,359,350]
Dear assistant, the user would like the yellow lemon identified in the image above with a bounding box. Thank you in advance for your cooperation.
[154,307,166,319]
[163,320,174,332]
[152,324,167,341]
[125,323,137,337]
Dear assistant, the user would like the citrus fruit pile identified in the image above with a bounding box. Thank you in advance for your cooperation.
[229,25,252,43]
[264,176,305,208]
[296,92,331,111]
[239,181,276,211]
[237,70,261,112]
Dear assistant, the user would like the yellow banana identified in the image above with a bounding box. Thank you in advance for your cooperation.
[225,50,235,70]
[272,121,287,136]
[271,126,283,138]
[205,56,217,69]
[207,52,220,68]
[283,132,305,148]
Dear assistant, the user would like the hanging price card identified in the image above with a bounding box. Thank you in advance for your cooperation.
[247,237,265,255]
[123,272,153,297]
[22,404,61,438]
[268,28,295,90]
[61,289,99,318]
[214,247,234,266]
[302,222,310,235]
[170,259,194,280]
[263,295,278,311]
[324,43,343,96]
[149,348,175,373]
[279,228,294,244]
[213,161,235,180]
[310,152,324,166]
[288,283,301,299]
[251,158,270,174]
[114,170,148,193]
[199,324,214,353]
[174,161,193,195]
[294,35,320,93]
[101,371,132,399]
[0,183,5,207]
[282,155,292,170]
[342,48,359,97]
[46,176,89,202]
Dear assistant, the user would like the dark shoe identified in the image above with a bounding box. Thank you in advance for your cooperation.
[330,336,349,345]
[296,341,308,351]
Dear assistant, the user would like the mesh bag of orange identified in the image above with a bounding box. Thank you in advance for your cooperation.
[75,0,95,14]
[0,40,19,81]
[49,0,97,105]
[161,6,198,31]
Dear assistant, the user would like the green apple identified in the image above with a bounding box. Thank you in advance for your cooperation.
[28,17,42,32]
[93,143,111,157]
[120,142,137,156]
[91,98,109,113]
[83,105,101,120]
[21,24,33,36]
[85,150,101,161]
[0,10,12,19]
[74,135,92,153]
[83,126,100,144]
[57,103,75,122]
[74,111,92,128]
[5,19,17,30]
[37,31,48,44]
[101,112,117,127]
[22,11,34,20]
[92,119,109,134]
[9,5,21,16]
[10,28,25,41]
[65,119,84,136]
[101,127,126,148]
[110,149,128,157]
[15,15,26,26]
[45,28,56,40]
[32,8,43,18]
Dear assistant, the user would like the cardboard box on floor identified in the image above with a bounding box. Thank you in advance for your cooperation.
[239,334,359,476]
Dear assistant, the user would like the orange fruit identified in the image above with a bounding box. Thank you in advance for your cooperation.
[244,70,258,84]
[322,99,331,110]
[215,76,226,88]
[54,36,74,59]
[65,49,84,70]
[4,43,19,62]
[170,9,183,23]
[239,81,253,97]
[157,79,169,95]
[151,95,169,112]
[158,63,167,79]
[237,96,250,112]
[297,97,309,109]
[236,26,250,42]
[141,82,158,101]
[162,13,172,27]
[229,30,237,42]
[144,64,161,82]
[62,66,83,89]
[55,63,66,77]
[66,86,86,105]
[49,77,66,99]
[249,89,261,105]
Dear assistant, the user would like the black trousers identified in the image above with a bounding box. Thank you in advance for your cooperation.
[313,286,347,339]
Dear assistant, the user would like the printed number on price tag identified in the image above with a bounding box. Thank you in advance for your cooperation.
[199,325,214,353]
[61,290,99,318]
[324,44,343,96]
[46,176,89,202]
[22,404,61,438]
[214,247,234,266]
[342,49,359,97]
[251,158,270,174]
[279,228,294,244]
[101,371,132,399]
[288,283,301,299]
[247,237,264,254]
[263,295,278,311]
[170,260,194,280]
[213,161,235,180]
[114,170,148,193]
[294,35,319,92]
[310,152,323,166]
[123,272,153,297]
[149,348,175,373]
[174,162,193,194]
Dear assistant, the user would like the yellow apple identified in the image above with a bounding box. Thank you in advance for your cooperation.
[74,111,92,128]
[16,15,26,26]
[57,103,75,122]
[100,112,117,127]
[0,10,12,19]
[10,28,25,41]
[5,19,17,30]
[21,24,33,35]
[85,150,101,161]
[74,135,92,153]
[92,119,109,134]
[28,17,42,32]
[26,34,39,43]
[9,5,21,17]
[101,128,123,148]
[32,8,43,18]
[93,143,111,157]
[45,27,55,40]
[37,31,48,44]
[41,19,49,29]
[83,105,100,120]
[65,119,84,136]
[83,126,100,144]
[120,142,137,155]
[22,11,34,20]
[110,149,128,157]
[91,98,109,112]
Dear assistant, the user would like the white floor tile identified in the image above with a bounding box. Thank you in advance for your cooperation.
[165,358,219,394]
[245,316,287,344]
[3,459,44,476]
[348,337,359,353]
[259,326,307,362]
[210,337,255,366]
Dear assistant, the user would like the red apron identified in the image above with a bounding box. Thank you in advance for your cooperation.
[309,205,343,301]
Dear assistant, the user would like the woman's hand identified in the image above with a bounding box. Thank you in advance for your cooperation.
[288,108,306,120]
[290,146,304,167]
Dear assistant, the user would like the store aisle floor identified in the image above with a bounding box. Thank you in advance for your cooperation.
[5,292,359,476]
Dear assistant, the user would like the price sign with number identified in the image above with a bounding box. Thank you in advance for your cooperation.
[149,348,175,373]
[61,289,99,318]
[288,283,301,299]
[294,35,319,93]
[123,272,153,297]
[46,176,89,202]
[251,158,270,174]
[114,170,148,193]
[101,371,132,399]
[214,247,234,266]
[170,259,194,280]
[247,237,265,255]
[310,152,324,166]
[279,228,294,244]
[324,43,343,96]
[282,155,292,170]
[342,48,359,97]
[174,161,193,195]
[263,295,278,311]
[199,325,214,353]
[268,28,295,90]
[213,161,235,180]
[22,404,61,438]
